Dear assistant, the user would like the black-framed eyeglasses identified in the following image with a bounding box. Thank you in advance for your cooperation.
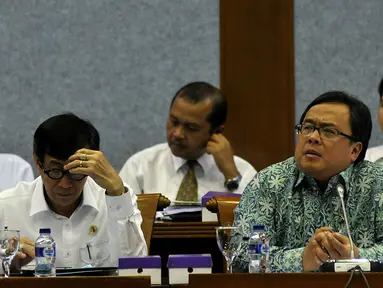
[295,123,357,142]
[39,162,86,181]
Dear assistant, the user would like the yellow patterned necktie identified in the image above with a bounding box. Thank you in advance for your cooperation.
[176,160,198,202]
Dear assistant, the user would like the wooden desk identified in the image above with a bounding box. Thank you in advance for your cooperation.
[0,276,150,288]
[189,273,383,288]
[150,221,224,278]
[152,221,218,239]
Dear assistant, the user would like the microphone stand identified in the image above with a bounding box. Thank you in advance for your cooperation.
[320,184,371,272]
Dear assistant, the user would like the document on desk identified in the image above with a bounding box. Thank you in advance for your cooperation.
[171,200,201,206]
[156,204,202,218]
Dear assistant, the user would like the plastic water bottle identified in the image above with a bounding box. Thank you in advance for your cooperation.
[35,228,56,277]
[248,225,270,273]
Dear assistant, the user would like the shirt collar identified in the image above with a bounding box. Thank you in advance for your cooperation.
[171,153,187,173]
[337,163,355,194]
[294,170,306,188]
[29,177,99,217]
[169,149,216,175]
[294,162,355,194]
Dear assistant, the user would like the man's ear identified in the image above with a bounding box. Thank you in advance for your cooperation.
[33,153,43,175]
[350,142,363,162]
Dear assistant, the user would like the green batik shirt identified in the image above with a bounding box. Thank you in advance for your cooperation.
[232,157,383,272]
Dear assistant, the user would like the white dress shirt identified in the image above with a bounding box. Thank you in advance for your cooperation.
[365,145,383,164]
[119,143,257,201]
[0,154,34,191]
[0,177,148,268]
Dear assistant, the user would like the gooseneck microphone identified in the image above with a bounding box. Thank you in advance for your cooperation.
[336,184,355,259]
[320,183,373,272]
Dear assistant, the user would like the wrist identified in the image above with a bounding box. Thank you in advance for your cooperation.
[106,180,125,196]
[221,163,239,181]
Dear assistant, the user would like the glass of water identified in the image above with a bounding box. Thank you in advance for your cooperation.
[0,229,20,277]
[215,225,241,273]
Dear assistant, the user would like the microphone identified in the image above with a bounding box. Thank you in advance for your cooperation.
[320,183,372,272]
[336,184,355,259]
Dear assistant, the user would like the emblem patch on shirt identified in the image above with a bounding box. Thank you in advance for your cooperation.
[89,225,98,235]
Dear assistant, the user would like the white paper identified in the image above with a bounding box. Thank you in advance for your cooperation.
[162,206,202,216]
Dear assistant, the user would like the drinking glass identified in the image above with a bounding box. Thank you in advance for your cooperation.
[216,225,241,273]
[0,229,20,277]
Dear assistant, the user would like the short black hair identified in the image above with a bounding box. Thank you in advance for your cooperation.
[299,91,371,164]
[378,77,383,98]
[170,81,227,132]
[34,113,100,163]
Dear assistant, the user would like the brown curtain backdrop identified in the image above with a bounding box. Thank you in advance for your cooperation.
[220,0,295,171]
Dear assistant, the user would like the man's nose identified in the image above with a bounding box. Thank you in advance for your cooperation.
[173,125,185,139]
[307,128,322,144]
[58,175,73,188]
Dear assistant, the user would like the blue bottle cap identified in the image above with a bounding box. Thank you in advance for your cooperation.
[39,228,51,233]
[253,225,265,231]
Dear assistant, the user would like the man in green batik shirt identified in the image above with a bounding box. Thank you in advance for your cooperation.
[233,91,383,272]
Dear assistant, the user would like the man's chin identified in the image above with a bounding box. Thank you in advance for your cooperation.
[56,193,77,201]
[171,151,189,160]
[169,145,187,158]
[169,144,205,160]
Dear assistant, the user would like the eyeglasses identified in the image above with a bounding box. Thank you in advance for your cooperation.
[39,162,86,181]
[295,123,357,141]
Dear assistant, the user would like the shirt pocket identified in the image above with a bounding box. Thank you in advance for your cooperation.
[79,239,110,266]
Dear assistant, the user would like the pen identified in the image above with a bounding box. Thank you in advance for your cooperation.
[86,244,92,260]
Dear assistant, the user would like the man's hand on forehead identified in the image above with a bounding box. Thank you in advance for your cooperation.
[64,148,125,196]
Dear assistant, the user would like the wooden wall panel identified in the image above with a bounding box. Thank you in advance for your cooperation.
[220,0,295,170]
